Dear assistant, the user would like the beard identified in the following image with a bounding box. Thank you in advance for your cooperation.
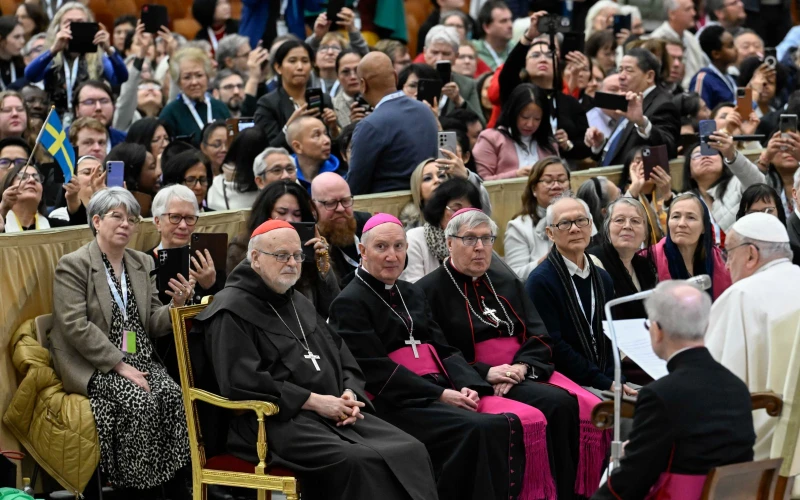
[226,96,243,112]
[265,267,301,293]
[318,216,357,247]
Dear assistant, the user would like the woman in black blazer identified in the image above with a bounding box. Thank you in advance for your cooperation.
[254,39,337,150]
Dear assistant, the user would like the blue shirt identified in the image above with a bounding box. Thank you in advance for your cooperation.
[292,154,345,193]
[689,66,737,111]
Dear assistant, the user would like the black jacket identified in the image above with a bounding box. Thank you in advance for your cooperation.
[254,86,334,150]
[790,211,800,248]
[599,87,681,166]
[592,347,755,499]
[588,243,657,320]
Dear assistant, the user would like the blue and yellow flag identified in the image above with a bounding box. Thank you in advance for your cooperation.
[38,109,76,182]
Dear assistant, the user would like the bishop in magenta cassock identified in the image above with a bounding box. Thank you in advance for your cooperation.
[192,220,439,500]
[329,213,557,500]
[418,208,610,499]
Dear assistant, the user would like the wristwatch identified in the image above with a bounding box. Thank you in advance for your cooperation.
[723,150,739,164]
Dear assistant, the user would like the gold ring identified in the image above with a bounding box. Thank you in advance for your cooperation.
[506,371,512,377]
[339,413,348,421]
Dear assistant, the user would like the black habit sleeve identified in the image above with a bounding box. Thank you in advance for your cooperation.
[206,311,311,422]
[329,326,371,405]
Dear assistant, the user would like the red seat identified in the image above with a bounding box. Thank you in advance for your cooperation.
[204,454,295,478]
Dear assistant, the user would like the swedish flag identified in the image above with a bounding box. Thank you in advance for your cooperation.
[38,109,76,182]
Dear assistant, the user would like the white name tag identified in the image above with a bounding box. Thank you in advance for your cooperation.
[277,18,288,37]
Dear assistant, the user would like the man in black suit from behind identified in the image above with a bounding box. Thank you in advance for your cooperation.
[593,280,756,499]
[585,48,681,166]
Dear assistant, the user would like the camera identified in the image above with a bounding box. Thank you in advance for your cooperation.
[642,148,651,157]
[537,15,571,35]
[764,48,777,68]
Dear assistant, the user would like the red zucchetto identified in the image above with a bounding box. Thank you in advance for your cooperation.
[250,219,296,239]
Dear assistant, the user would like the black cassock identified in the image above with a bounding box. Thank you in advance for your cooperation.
[193,262,438,500]
[418,258,581,500]
[329,267,526,500]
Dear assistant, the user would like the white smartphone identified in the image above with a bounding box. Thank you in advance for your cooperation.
[437,131,457,160]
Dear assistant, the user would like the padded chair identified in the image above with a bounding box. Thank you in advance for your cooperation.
[170,301,299,500]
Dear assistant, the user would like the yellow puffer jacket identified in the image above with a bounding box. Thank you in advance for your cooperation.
[2,319,99,495]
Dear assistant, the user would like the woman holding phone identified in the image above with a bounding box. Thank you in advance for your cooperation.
[24,2,127,119]
[254,39,337,149]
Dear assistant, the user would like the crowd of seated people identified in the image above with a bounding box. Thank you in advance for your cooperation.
[3,0,800,499]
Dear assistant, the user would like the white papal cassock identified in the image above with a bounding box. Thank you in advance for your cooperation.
[706,258,800,460]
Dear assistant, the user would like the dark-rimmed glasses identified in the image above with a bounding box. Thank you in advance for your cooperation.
[550,217,591,231]
[451,235,496,247]
[255,249,306,263]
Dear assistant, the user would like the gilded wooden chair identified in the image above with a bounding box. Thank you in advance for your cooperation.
[170,302,299,500]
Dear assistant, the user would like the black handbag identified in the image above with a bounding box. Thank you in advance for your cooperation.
[0,450,24,488]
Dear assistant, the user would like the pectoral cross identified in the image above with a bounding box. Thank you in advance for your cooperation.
[482,305,501,325]
[304,350,321,371]
[405,334,421,358]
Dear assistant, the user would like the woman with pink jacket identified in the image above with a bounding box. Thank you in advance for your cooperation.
[473,83,558,180]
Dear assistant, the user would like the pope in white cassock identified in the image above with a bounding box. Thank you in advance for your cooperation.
[706,213,800,460]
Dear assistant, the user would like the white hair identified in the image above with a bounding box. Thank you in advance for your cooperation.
[246,233,262,258]
[731,233,794,262]
[425,25,460,53]
[215,34,250,66]
[644,281,711,341]
[663,0,681,16]
[619,5,642,21]
[254,147,292,177]
[445,210,498,238]
[585,0,619,35]
[793,166,800,189]
[545,193,592,227]
[151,184,199,219]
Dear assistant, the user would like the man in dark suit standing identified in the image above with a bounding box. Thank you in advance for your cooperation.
[585,48,680,167]
[592,280,756,499]
[789,175,800,247]
[347,52,438,195]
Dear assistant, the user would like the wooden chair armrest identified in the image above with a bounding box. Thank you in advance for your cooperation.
[591,400,636,429]
[189,388,280,417]
[750,392,783,417]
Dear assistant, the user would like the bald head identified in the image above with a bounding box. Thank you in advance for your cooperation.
[311,172,353,224]
[311,172,350,198]
[358,52,398,107]
[286,115,325,148]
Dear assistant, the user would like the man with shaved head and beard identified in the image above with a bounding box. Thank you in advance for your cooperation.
[192,220,438,500]
[347,52,438,195]
[311,172,371,287]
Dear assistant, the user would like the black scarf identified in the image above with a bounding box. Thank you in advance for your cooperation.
[546,245,608,371]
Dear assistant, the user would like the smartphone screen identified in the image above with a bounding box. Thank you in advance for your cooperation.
[106,160,125,188]
[613,14,631,34]
[416,79,443,107]
[698,119,717,156]
[67,22,99,54]
[780,114,797,138]
[290,222,317,262]
[305,88,324,111]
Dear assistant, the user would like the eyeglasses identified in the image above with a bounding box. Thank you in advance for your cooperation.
[527,51,554,60]
[163,213,199,226]
[183,176,208,187]
[314,196,354,210]
[0,158,27,170]
[451,234,496,247]
[220,83,245,91]
[255,249,306,263]
[138,83,162,92]
[745,207,777,215]
[263,165,297,177]
[611,216,644,227]
[444,23,465,30]
[320,44,342,53]
[537,177,569,187]
[79,98,112,107]
[104,211,140,225]
[722,242,759,259]
[550,217,591,231]
[16,171,42,183]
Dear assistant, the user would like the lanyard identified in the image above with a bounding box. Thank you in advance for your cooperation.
[484,41,504,67]
[105,266,129,321]
[374,90,405,110]
[11,211,39,230]
[64,57,79,111]
[208,27,219,52]
[570,270,598,358]
[549,96,558,133]
[0,63,16,91]
[180,93,213,131]
[320,79,340,96]
[339,235,361,268]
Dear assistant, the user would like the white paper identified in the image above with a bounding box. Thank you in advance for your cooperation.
[603,319,669,380]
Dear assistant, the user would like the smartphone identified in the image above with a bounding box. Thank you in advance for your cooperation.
[355,94,372,112]
[190,233,228,273]
[613,14,632,34]
[416,79,443,107]
[106,160,125,188]
[537,14,571,34]
[226,117,255,144]
[641,145,668,181]
[67,22,99,54]
[736,87,753,120]
[561,32,585,56]
[698,119,717,156]
[436,60,452,84]
[764,47,777,68]
[593,91,628,112]
[679,134,698,155]
[780,114,797,138]
[290,222,317,262]
[156,246,190,304]
[326,0,346,23]
[305,87,324,112]
[437,131,457,160]
[141,4,168,34]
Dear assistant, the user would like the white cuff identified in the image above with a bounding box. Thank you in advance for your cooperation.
[635,117,652,139]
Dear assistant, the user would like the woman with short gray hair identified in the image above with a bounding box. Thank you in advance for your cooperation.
[50,186,192,496]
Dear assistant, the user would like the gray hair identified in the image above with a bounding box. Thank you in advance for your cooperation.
[663,0,680,16]
[246,233,262,259]
[618,5,642,21]
[730,231,794,262]
[212,68,243,90]
[603,197,650,243]
[22,33,46,57]
[425,25,460,53]
[87,187,141,236]
[644,280,712,340]
[151,184,199,220]
[545,192,592,226]
[170,46,213,83]
[254,147,293,177]
[793,166,800,189]
[445,210,498,238]
[215,34,250,67]
[585,0,619,34]
[440,10,472,31]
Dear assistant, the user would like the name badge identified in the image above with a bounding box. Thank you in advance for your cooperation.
[122,330,137,354]
[277,17,288,37]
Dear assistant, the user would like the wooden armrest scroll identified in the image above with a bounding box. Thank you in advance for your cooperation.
[189,388,279,417]
[750,392,783,417]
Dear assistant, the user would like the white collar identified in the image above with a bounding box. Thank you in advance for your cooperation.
[374,90,405,110]
[642,85,656,99]
[563,253,590,279]
[755,258,791,275]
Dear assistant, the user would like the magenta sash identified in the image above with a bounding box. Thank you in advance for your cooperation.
[389,342,555,500]
[474,337,612,497]
[644,473,706,500]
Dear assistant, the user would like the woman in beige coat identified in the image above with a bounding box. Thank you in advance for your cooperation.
[49,187,193,499]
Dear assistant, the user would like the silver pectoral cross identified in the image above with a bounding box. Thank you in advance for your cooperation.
[405,334,421,358]
[482,305,501,325]
[304,350,321,371]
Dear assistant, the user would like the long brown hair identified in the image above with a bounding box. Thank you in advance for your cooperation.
[515,156,570,224]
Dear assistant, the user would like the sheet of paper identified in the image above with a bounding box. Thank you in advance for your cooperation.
[603,319,669,380]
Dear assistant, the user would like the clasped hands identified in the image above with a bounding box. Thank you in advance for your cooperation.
[487,363,528,397]
[303,390,366,427]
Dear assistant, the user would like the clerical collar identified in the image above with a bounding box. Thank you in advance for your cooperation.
[562,253,591,279]
[357,266,394,293]
[447,257,482,282]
